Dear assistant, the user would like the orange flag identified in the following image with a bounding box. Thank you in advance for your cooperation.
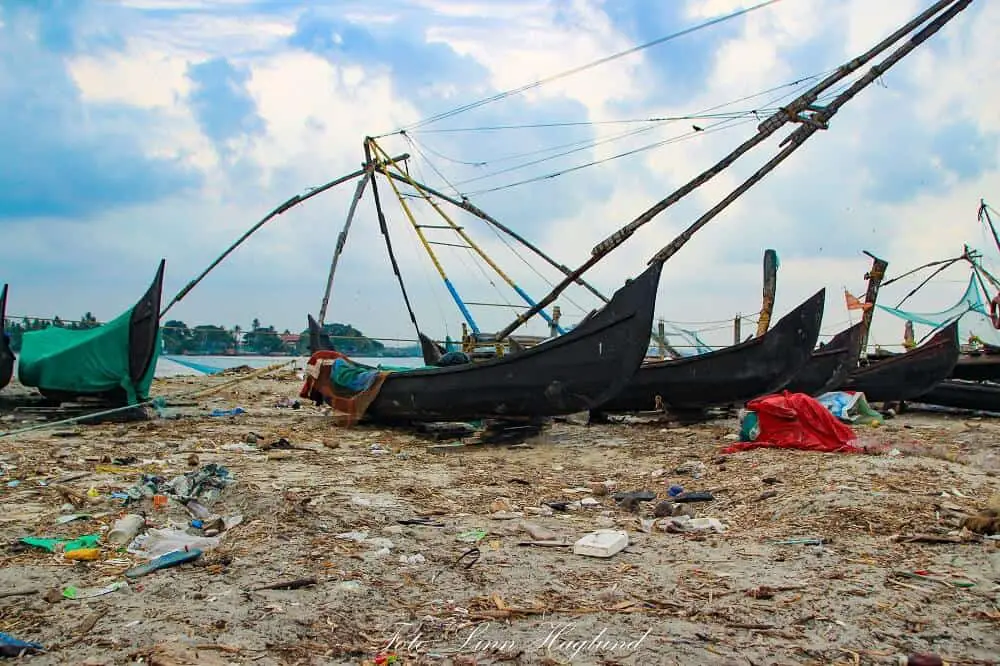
[844,290,873,311]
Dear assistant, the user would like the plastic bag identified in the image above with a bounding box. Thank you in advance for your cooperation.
[127,528,221,559]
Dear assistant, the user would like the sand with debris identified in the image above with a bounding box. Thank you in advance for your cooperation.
[1,369,999,666]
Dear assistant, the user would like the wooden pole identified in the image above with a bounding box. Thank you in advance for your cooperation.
[756,249,778,336]
[318,175,370,325]
[859,251,889,360]
[733,315,742,345]
[364,140,424,339]
[493,0,970,341]
[160,154,409,318]
[979,199,1000,258]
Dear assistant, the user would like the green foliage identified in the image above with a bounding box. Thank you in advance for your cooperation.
[4,314,98,352]
[295,321,386,355]
[4,314,389,357]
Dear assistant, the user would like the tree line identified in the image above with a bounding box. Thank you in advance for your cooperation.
[2,316,406,357]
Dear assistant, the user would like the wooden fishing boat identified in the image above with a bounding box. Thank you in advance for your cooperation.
[594,288,826,412]
[783,322,865,396]
[950,352,1000,382]
[913,379,1000,412]
[17,260,165,406]
[0,284,13,391]
[306,258,664,423]
[839,321,959,402]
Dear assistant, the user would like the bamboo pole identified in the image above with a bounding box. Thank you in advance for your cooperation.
[370,140,565,333]
[160,154,408,318]
[318,175,370,325]
[494,0,971,340]
[381,170,610,303]
[375,154,481,334]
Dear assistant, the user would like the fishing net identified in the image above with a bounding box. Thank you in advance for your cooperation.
[656,322,714,356]
[875,273,1000,347]
[17,309,161,405]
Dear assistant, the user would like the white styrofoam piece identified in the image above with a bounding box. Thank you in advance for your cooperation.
[573,529,629,558]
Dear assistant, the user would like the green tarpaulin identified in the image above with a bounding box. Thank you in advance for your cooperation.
[17,308,161,405]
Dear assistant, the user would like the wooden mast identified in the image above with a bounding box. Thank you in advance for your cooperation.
[318,175,370,325]
[493,0,972,341]
[160,155,407,318]
[979,199,1000,258]
[756,249,779,336]
[858,250,889,360]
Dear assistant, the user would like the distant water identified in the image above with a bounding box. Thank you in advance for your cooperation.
[156,354,425,378]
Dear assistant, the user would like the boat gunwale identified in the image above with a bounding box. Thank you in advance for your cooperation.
[309,259,661,380]
[638,288,826,371]
[127,259,166,385]
[849,321,959,379]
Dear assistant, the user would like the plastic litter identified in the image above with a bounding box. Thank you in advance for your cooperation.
[107,514,145,545]
[19,534,100,553]
[0,632,43,657]
[54,513,91,525]
[659,516,726,533]
[573,529,629,558]
[127,528,222,559]
[125,548,203,578]
[210,407,246,417]
[399,554,426,565]
[457,529,487,543]
[64,548,101,561]
[62,581,126,600]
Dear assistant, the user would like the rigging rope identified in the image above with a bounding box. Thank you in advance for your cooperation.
[466,116,755,197]
[458,74,831,198]
[402,71,836,196]
[381,0,787,135]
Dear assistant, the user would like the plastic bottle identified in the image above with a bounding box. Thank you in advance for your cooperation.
[107,514,145,545]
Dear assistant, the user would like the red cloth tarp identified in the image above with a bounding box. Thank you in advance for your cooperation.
[723,391,863,454]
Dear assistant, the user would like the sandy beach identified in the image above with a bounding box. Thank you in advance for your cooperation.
[1,368,999,665]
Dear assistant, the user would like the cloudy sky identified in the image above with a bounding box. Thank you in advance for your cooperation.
[1,0,997,352]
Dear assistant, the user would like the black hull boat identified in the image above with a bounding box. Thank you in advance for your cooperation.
[0,284,13,391]
[783,322,864,396]
[951,353,1000,382]
[839,322,960,402]
[307,258,664,423]
[17,261,165,407]
[595,288,826,412]
[914,379,1000,413]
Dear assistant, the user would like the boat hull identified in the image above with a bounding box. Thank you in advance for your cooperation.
[311,259,664,422]
[596,288,826,412]
[915,379,1000,412]
[839,322,960,402]
[0,285,12,391]
[784,322,864,396]
[951,353,1000,382]
[18,261,165,406]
